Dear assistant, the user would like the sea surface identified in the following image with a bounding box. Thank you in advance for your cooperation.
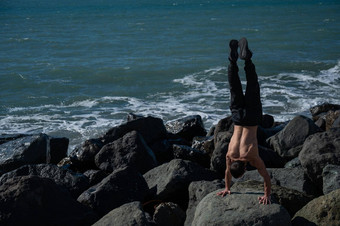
[1,0,339,150]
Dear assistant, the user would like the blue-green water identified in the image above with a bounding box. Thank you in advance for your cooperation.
[1,0,339,149]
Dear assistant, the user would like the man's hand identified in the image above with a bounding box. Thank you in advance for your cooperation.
[258,195,271,205]
[217,189,231,197]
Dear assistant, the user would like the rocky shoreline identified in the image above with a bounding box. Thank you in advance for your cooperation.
[0,102,339,226]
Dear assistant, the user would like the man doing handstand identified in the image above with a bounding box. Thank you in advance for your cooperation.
[217,38,271,205]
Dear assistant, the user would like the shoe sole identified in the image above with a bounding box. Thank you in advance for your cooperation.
[239,37,250,60]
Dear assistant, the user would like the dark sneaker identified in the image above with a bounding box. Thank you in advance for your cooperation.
[238,37,252,60]
[228,39,238,62]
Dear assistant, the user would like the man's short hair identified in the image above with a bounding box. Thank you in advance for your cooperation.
[230,160,246,178]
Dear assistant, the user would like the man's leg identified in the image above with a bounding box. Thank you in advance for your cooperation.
[228,40,245,125]
[238,38,262,126]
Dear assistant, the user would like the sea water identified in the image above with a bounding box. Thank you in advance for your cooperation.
[1,0,339,150]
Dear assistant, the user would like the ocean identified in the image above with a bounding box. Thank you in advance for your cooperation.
[1,0,339,150]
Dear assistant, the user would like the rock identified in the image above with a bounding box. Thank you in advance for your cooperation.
[0,134,49,172]
[0,134,28,145]
[207,125,216,137]
[0,176,97,226]
[237,167,318,196]
[185,180,224,226]
[322,165,340,195]
[93,201,152,226]
[191,136,215,157]
[284,157,302,168]
[153,202,185,226]
[299,128,340,189]
[261,114,275,128]
[102,116,167,145]
[69,138,104,171]
[95,131,157,174]
[292,189,340,226]
[210,130,231,176]
[258,145,286,168]
[233,180,314,217]
[257,122,288,147]
[325,110,340,130]
[166,115,207,142]
[47,137,69,164]
[192,188,291,226]
[0,164,90,198]
[332,115,340,128]
[77,166,148,217]
[83,169,108,186]
[315,117,326,130]
[267,115,321,160]
[310,102,340,118]
[148,139,173,164]
[213,116,234,146]
[173,144,210,168]
[126,112,144,122]
[143,159,219,208]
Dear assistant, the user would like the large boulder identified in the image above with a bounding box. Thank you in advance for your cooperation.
[173,144,210,168]
[0,164,90,198]
[284,157,302,169]
[102,116,167,145]
[237,167,318,196]
[77,166,148,216]
[258,145,286,168]
[0,176,96,226]
[292,189,340,226]
[0,134,49,172]
[166,115,207,142]
[185,180,224,226]
[47,137,69,164]
[153,202,185,226]
[191,136,215,157]
[192,188,291,226]
[69,138,104,171]
[149,139,174,164]
[299,128,340,189]
[93,201,153,226]
[83,169,108,186]
[267,115,321,160]
[310,102,340,119]
[143,159,219,207]
[0,134,28,145]
[95,131,157,174]
[322,164,340,195]
[233,180,314,217]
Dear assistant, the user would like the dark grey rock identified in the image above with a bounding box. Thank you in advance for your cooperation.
[299,128,340,189]
[143,159,219,207]
[332,115,340,128]
[149,139,173,164]
[315,117,326,130]
[77,166,149,217]
[322,164,340,195]
[232,180,314,217]
[213,116,234,147]
[166,115,207,142]
[192,188,291,226]
[0,176,97,226]
[47,137,69,164]
[102,116,167,145]
[95,131,157,174]
[292,189,340,226]
[267,115,321,160]
[237,167,318,196]
[258,145,286,168]
[261,114,275,128]
[153,202,185,226]
[93,201,152,226]
[0,134,49,172]
[310,102,340,117]
[207,125,216,137]
[173,144,210,168]
[126,112,144,122]
[185,180,224,226]
[257,122,288,147]
[324,110,340,130]
[0,164,90,198]
[83,169,108,186]
[69,138,104,171]
[284,157,302,168]
[210,131,230,176]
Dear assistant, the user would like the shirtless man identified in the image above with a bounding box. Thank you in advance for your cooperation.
[217,38,271,205]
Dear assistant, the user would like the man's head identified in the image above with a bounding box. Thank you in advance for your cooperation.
[230,160,246,178]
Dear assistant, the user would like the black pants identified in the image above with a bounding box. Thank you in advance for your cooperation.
[228,60,262,126]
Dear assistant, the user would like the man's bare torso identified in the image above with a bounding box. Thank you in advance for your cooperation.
[227,125,259,164]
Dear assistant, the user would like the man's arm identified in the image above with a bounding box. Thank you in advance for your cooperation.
[217,156,232,197]
[251,156,271,204]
